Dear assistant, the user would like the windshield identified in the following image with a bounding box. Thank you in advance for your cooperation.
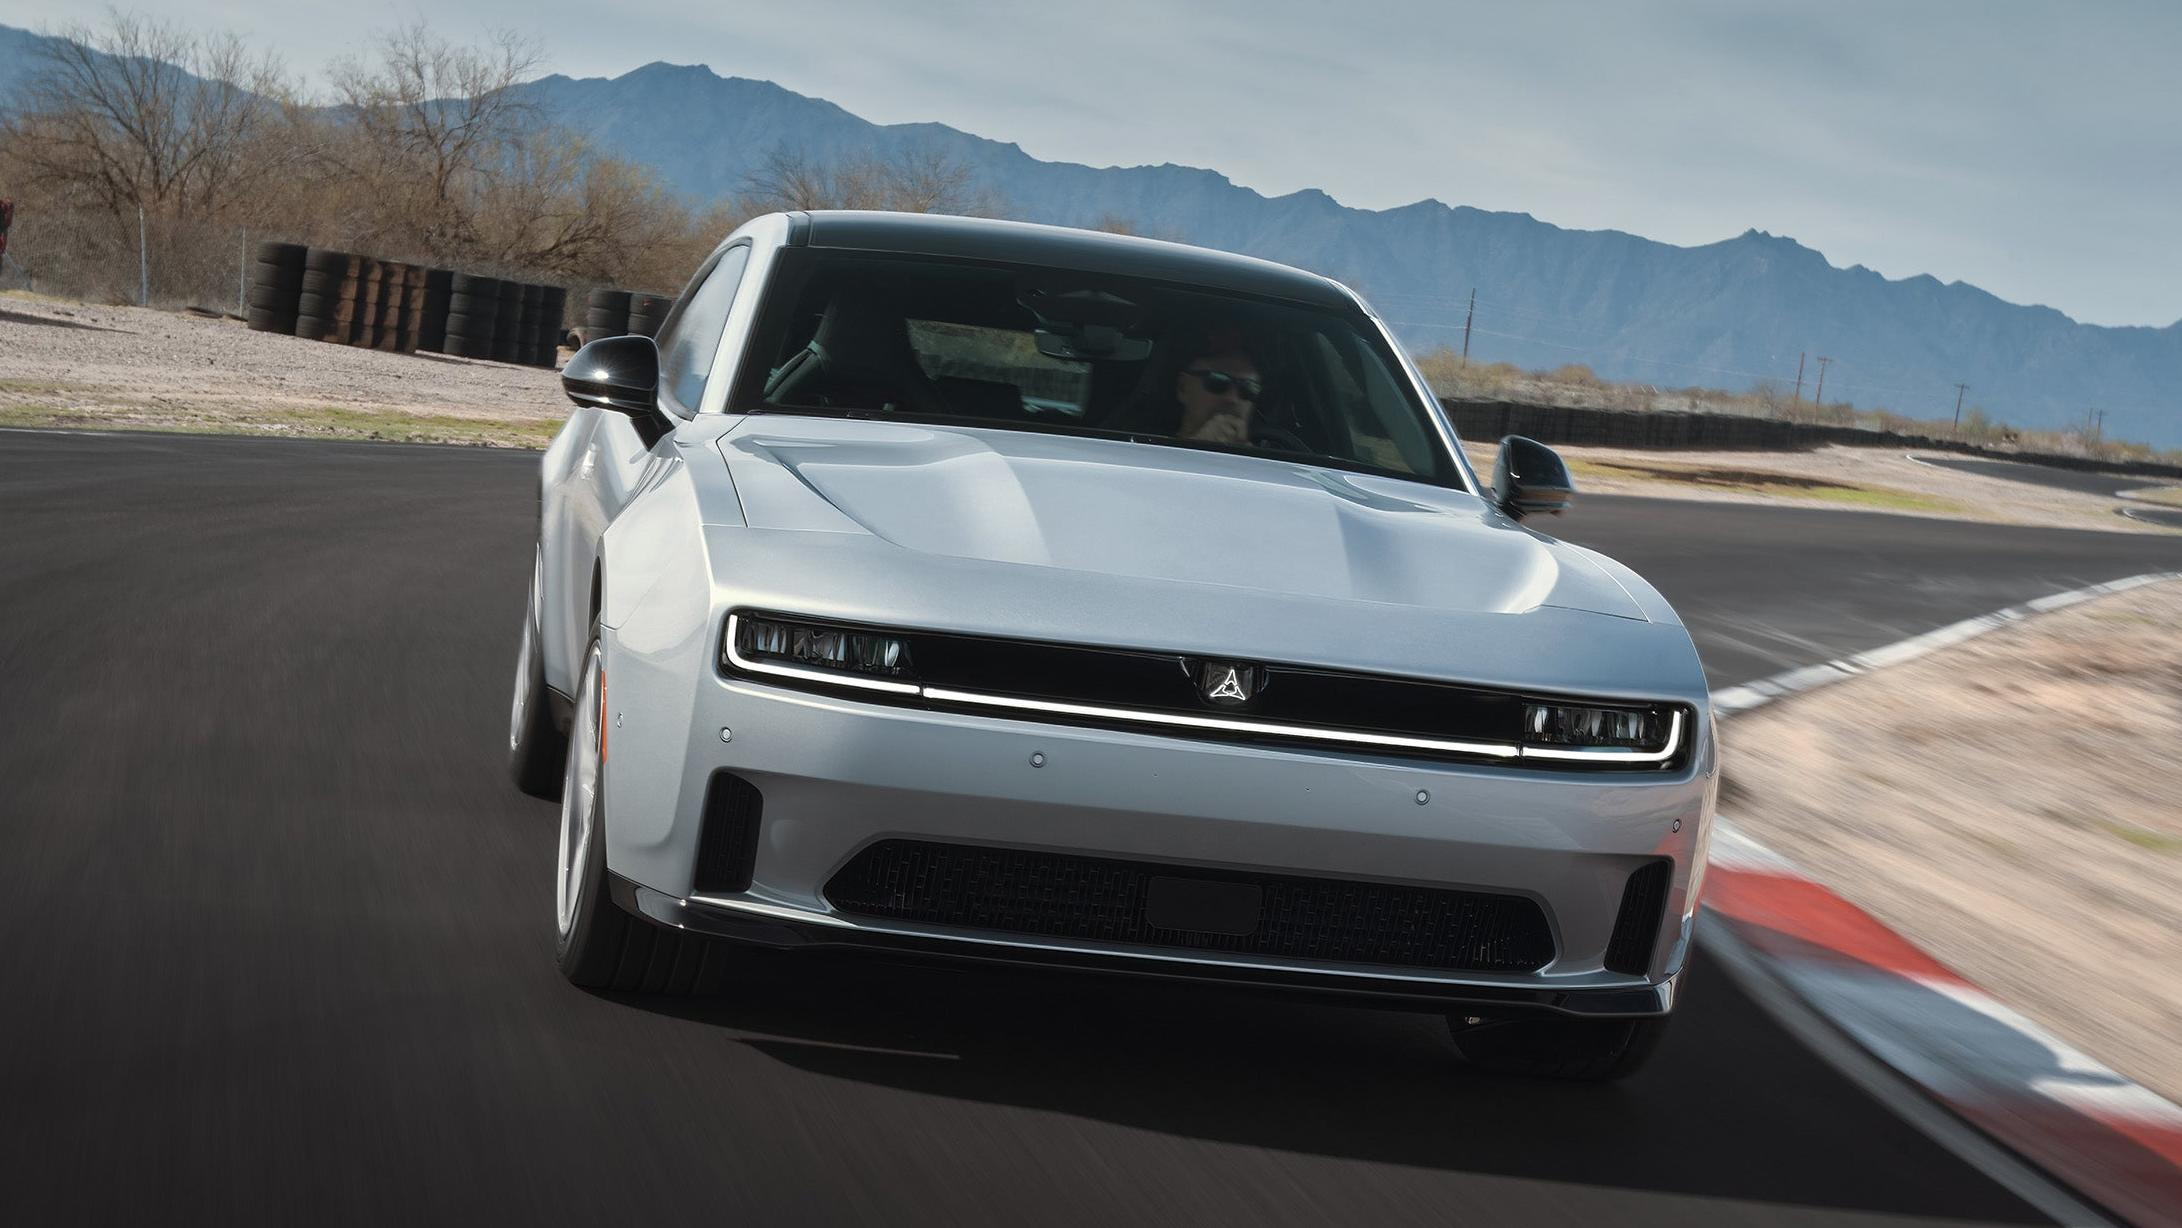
[732,250,1458,485]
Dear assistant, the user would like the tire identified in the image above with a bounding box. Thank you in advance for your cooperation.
[296,290,346,320]
[299,268,354,298]
[450,272,497,297]
[1446,1013,1669,1082]
[509,553,568,798]
[554,635,725,993]
[293,314,330,342]
[304,248,355,274]
[445,308,495,338]
[247,282,300,311]
[254,240,307,267]
[251,259,304,291]
[244,306,295,333]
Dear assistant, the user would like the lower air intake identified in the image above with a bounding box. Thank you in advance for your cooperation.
[824,840,1554,973]
[691,772,762,894]
[1603,859,1672,974]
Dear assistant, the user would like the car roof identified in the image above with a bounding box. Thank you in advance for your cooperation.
[791,211,1355,310]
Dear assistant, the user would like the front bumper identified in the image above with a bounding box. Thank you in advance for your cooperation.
[599,661,1716,1018]
[613,874,1681,1017]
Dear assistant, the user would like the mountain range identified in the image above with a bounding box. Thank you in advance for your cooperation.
[5,24,2177,446]
[519,61,2181,446]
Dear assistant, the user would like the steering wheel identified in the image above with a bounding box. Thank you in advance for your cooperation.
[1249,422,1312,455]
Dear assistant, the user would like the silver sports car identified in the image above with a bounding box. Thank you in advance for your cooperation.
[510,211,1716,1080]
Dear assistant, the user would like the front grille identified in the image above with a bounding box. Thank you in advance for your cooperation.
[1603,858,1672,974]
[824,840,1554,973]
[691,772,762,894]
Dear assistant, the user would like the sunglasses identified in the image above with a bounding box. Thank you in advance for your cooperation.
[1183,368,1263,401]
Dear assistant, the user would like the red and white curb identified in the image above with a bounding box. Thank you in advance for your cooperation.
[1704,571,2182,1226]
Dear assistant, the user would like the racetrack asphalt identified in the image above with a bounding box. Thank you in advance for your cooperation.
[1907,452,2161,498]
[9,429,2182,1225]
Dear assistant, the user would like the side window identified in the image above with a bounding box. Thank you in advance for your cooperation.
[656,245,751,414]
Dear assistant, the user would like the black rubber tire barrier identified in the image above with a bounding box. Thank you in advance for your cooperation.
[248,282,302,311]
[444,332,493,359]
[450,272,498,297]
[446,292,501,318]
[251,258,305,292]
[304,248,356,274]
[293,314,332,342]
[444,310,496,344]
[300,267,359,297]
[295,290,354,320]
[253,241,307,269]
[245,306,296,333]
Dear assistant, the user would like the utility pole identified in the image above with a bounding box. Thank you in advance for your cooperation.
[1793,352,1806,402]
[237,229,248,315]
[1952,382,1969,430]
[1813,356,1832,406]
[137,207,149,308]
[1461,288,1475,367]
[2089,408,2104,441]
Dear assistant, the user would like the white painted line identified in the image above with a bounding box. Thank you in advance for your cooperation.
[1717,571,2182,718]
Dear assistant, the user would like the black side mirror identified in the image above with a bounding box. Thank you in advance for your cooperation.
[562,335,660,417]
[1492,435,1575,520]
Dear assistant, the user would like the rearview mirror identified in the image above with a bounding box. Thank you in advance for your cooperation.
[1492,435,1575,520]
[562,335,660,417]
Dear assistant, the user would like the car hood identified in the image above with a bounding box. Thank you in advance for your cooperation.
[715,418,1644,621]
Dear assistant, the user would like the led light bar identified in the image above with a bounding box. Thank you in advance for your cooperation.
[720,612,1686,769]
[722,614,920,694]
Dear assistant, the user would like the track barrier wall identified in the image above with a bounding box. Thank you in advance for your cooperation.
[1442,398,2182,482]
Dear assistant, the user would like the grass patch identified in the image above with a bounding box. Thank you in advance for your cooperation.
[0,378,87,398]
[2099,820,2182,853]
[0,402,555,449]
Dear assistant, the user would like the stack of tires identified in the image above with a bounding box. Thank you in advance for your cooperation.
[419,269,454,353]
[295,250,360,343]
[241,243,561,365]
[399,265,427,353]
[584,288,631,344]
[444,274,500,359]
[352,260,382,349]
[537,287,569,365]
[372,262,404,351]
[244,242,308,334]
[578,287,675,344]
[491,282,524,365]
[627,292,673,339]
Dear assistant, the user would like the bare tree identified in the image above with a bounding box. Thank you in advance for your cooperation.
[737,145,997,216]
[328,24,543,258]
[2,11,289,217]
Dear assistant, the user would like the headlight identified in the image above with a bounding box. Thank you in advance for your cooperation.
[1522,702,1670,751]
[723,613,917,690]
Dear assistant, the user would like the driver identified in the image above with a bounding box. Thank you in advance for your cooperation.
[1172,330,1264,445]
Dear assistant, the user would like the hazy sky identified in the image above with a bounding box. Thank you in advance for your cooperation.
[14,0,2178,327]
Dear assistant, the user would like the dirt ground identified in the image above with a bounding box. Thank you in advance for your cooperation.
[1721,579,2182,1106]
[6,294,2179,529]
[1,293,565,447]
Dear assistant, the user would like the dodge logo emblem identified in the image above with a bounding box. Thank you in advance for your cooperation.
[1199,661,1260,707]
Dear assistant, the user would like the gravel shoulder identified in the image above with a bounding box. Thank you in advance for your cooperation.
[1720,579,2182,1106]
[1,293,564,447]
